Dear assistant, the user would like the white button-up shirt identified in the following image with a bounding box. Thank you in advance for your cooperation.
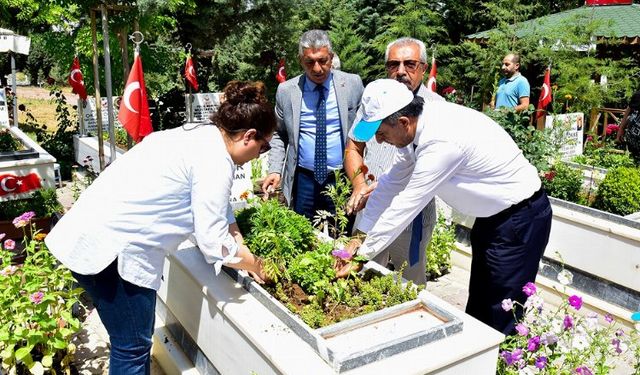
[357,101,540,259]
[45,125,239,290]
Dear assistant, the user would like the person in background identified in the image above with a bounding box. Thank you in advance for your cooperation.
[616,89,640,162]
[262,30,363,222]
[338,79,552,335]
[344,37,444,285]
[45,81,276,375]
[493,53,530,112]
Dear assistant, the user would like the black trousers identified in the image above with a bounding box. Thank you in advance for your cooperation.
[466,188,552,335]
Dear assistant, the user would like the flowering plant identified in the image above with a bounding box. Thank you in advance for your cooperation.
[0,213,84,374]
[498,280,640,374]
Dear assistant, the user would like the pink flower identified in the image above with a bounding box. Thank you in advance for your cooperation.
[527,336,541,352]
[0,265,18,276]
[515,323,529,336]
[3,239,15,250]
[604,314,614,323]
[501,298,514,312]
[575,366,593,375]
[500,348,523,366]
[29,291,44,304]
[606,124,620,136]
[611,338,623,354]
[522,282,537,297]
[12,211,36,228]
[0,233,5,241]
[331,249,352,260]
[564,315,574,330]
[568,295,583,310]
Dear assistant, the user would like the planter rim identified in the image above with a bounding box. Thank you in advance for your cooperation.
[564,160,609,174]
[548,196,640,230]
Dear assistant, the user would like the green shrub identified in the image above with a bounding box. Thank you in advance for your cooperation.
[425,213,456,279]
[541,163,583,203]
[0,189,62,221]
[0,128,22,153]
[288,242,335,295]
[593,167,640,216]
[0,222,83,374]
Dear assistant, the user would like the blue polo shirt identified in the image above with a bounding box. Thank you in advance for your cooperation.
[298,73,343,172]
[495,74,530,109]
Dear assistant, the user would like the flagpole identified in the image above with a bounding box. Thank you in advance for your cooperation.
[90,10,106,171]
[101,4,117,164]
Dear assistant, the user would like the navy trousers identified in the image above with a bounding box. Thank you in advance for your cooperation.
[293,167,354,233]
[466,188,552,335]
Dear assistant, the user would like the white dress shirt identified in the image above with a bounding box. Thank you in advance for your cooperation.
[357,101,540,259]
[45,125,239,290]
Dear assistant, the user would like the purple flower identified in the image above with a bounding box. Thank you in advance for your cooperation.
[515,323,529,336]
[564,315,574,330]
[522,282,537,297]
[3,239,15,250]
[500,348,523,366]
[568,295,583,310]
[612,338,623,354]
[527,336,541,352]
[575,366,593,375]
[604,314,614,323]
[29,291,44,304]
[501,298,514,311]
[12,211,36,228]
[535,356,548,369]
[331,249,352,260]
[615,329,624,337]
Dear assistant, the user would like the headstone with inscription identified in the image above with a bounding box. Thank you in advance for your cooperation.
[545,113,584,159]
[0,87,9,128]
[189,93,223,123]
[78,96,122,134]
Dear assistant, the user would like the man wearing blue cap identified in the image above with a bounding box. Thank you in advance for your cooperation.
[344,37,444,285]
[338,79,552,334]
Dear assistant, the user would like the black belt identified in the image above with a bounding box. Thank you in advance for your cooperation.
[492,188,545,219]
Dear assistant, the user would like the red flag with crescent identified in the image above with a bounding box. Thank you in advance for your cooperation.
[426,56,437,93]
[184,55,199,91]
[68,56,88,100]
[536,67,552,120]
[118,55,153,143]
[275,58,287,84]
[0,173,41,197]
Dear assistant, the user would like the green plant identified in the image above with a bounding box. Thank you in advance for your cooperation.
[0,217,84,374]
[313,170,352,240]
[0,189,62,221]
[288,241,335,295]
[484,106,565,171]
[425,213,456,279]
[235,199,317,282]
[0,128,22,153]
[593,167,640,216]
[101,127,130,150]
[541,162,583,204]
[573,131,635,170]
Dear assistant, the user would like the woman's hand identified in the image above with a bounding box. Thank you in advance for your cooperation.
[248,257,271,284]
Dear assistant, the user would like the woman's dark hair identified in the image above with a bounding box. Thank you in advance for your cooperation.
[211,81,276,138]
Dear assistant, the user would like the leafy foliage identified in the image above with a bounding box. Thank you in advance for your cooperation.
[0,128,22,153]
[0,222,84,374]
[288,241,335,295]
[573,134,635,170]
[593,167,640,216]
[541,162,583,203]
[0,189,62,221]
[425,213,455,279]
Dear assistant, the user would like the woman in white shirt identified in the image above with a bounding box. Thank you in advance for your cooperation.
[45,80,276,375]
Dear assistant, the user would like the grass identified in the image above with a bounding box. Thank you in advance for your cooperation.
[17,98,67,132]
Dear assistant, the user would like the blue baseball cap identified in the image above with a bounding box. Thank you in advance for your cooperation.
[350,79,414,142]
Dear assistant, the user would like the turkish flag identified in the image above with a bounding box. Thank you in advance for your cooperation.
[0,173,42,197]
[68,56,88,100]
[118,55,153,143]
[426,56,437,92]
[184,55,199,91]
[536,67,552,120]
[275,58,287,84]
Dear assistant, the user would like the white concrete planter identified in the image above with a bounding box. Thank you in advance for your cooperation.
[156,245,504,374]
[564,160,607,192]
[0,126,56,201]
[73,134,125,173]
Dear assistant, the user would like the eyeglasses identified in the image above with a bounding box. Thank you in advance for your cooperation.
[385,60,424,72]
[302,57,331,68]
[258,138,271,154]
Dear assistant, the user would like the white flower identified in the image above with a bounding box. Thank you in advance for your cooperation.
[584,314,599,331]
[551,318,564,334]
[518,366,537,375]
[572,333,590,351]
[557,269,574,285]
[524,295,544,311]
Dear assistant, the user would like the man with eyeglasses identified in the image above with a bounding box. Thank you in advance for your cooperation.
[344,37,444,285]
[263,30,364,222]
